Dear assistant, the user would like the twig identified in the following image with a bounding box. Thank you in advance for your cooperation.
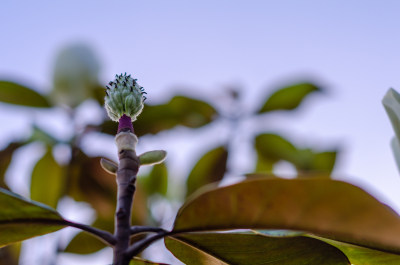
[125,230,170,260]
[62,219,116,246]
[130,226,168,235]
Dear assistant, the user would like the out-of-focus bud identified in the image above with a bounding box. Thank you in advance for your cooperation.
[51,44,100,107]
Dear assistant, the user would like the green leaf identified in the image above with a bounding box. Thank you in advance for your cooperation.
[139,163,169,197]
[130,257,170,265]
[100,96,217,136]
[255,133,297,163]
[165,232,349,265]
[172,177,400,253]
[383,88,400,141]
[0,142,22,190]
[295,149,337,175]
[0,188,65,247]
[31,148,65,209]
[315,237,400,265]
[186,146,228,198]
[255,134,337,175]
[64,217,112,254]
[0,81,51,108]
[0,243,21,265]
[258,82,321,113]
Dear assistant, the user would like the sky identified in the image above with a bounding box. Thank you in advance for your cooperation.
[2,1,400,264]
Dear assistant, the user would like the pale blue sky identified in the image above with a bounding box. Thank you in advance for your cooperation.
[2,1,400,264]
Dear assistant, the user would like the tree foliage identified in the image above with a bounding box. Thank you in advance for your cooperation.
[1,45,398,264]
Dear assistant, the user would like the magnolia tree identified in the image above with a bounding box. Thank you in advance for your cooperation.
[2,46,400,264]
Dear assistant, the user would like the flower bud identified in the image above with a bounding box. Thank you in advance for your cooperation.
[104,73,146,122]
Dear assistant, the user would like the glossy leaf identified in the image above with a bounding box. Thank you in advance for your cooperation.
[258,82,321,113]
[186,146,228,198]
[315,237,400,265]
[0,188,65,247]
[139,163,168,197]
[100,96,217,136]
[172,177,400,253]
[0,142,21,189]
[0,81,51,108]
[31,148,65,209]
[165,232,349,265]
[130,257,170,265]
[0,243,20,265]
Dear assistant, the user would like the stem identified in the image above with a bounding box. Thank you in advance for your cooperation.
[63,220,116,246]
[130,226,168,235]
[113,147,139,265]
[125,231,170,260]
[118,114,133,133]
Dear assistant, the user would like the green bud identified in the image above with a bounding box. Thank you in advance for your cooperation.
[139,150,167,166]
[100,158,118,174]
[104,73,146,122]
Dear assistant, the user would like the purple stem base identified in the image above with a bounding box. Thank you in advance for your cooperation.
[118,114,134,133]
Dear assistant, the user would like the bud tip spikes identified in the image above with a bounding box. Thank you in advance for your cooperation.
[104,73,146,132]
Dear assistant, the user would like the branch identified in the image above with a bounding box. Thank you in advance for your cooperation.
[62,219,116,246]
[125,230,170,260]
[130,226,168,235]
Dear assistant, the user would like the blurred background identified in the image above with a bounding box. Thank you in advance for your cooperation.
[1,1,400,264]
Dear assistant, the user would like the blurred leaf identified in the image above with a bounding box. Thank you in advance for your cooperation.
[0,142,22,190]
[100,96,217,136]
[391,137,400,174]
[0,81,51,108]
[255,153,274,173]
[165,232,349,265]
[130,257,170,265]
[258,82,321,113]
[0,243,20,265]
[173,177,400,253]
[64,217,112,254]
[383,88,400,173]
[28,125,60,146]
[50,44,100,107]
[383,88,400,141]
[255,134,337,175]
[295,149,337,175]
[0,188,65,247]
[92,85,106,106]
[315,237,400,265]
[255,133,297,163]
[186,146,228,198]
[139,163,168,197]
[31,147,65,209]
